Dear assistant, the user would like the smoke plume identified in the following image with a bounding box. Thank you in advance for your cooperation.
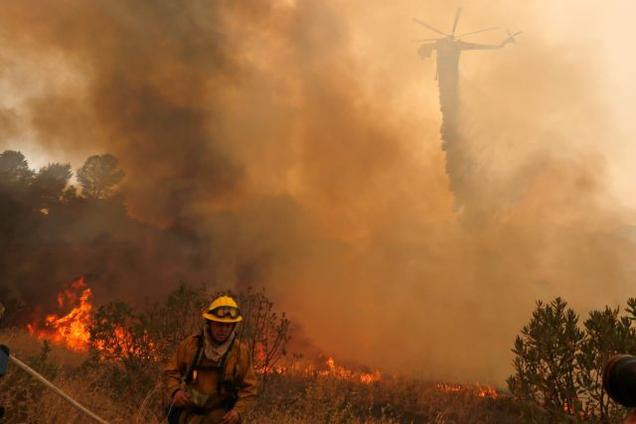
[1,0,635,383]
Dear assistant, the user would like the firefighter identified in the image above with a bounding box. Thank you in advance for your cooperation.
[164,295,258,424]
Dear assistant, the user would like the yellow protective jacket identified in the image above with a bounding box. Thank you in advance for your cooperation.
[163,334,258,423]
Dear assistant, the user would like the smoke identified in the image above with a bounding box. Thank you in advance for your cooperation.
[1,0,635,383]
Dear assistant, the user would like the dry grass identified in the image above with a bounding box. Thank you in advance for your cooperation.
[248,373,520,424]
[0,329,520,423]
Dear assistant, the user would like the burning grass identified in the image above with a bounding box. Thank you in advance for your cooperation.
[251,367,515,424]
[0,329,519,423]
[0,282,521,423]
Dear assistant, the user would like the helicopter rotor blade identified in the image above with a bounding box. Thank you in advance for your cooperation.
[452,7,463,36]
[411,38,441,42]
[413,18,449,36]
[505,29,523,43]
[458,26,499,38]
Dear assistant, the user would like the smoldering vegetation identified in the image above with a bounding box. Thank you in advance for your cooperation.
[0,0,635,384]
[0,285,520,423]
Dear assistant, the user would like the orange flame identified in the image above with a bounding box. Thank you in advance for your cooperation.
[28,277,93,352]
[93,325,159,361]
[436,382,499,399]
[478,386,499,398]
[360,370,382,384]
[29,276,159,361]
[436,383,464,393]
[255,342,267,364]
[258,354,382,385]
[318,356,381,384]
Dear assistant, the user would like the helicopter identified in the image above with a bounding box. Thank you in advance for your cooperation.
[413,7,521,81]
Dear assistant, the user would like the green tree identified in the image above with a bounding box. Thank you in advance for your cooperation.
[507,298,584,422]
[76,154,124,199]
[30,163,72,209]
[625,297,636,323]
[0,150,34,186]
[577,306,634,421]
[0,150,36,246]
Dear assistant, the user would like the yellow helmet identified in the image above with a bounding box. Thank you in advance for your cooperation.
[202,295,243,323]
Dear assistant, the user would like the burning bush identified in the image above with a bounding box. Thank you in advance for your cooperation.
[84,301,161,402]
[1,280,523,423]
[19,280,293,417]
[236,287,290,377]
[9,269,509,423]
[27,277,93,352]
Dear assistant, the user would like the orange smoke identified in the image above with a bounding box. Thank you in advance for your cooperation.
[27,276,92,352]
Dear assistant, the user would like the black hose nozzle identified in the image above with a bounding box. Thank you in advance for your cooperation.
[603,354,636,407]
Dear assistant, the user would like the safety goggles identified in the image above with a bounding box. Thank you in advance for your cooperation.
[209,306,241,319]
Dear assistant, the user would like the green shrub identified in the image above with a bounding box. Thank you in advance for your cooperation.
[509,297,636,423]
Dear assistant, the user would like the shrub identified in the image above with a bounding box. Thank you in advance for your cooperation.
[509,297,636,423]
[577,305,636,421]
[83,284,292,419]
[236,287,290,380]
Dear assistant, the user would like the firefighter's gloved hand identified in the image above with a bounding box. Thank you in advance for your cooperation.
[222,409,240,424]
[173,389,192,408]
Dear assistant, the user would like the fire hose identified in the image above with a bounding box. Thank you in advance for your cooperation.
[8,354,111,424]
